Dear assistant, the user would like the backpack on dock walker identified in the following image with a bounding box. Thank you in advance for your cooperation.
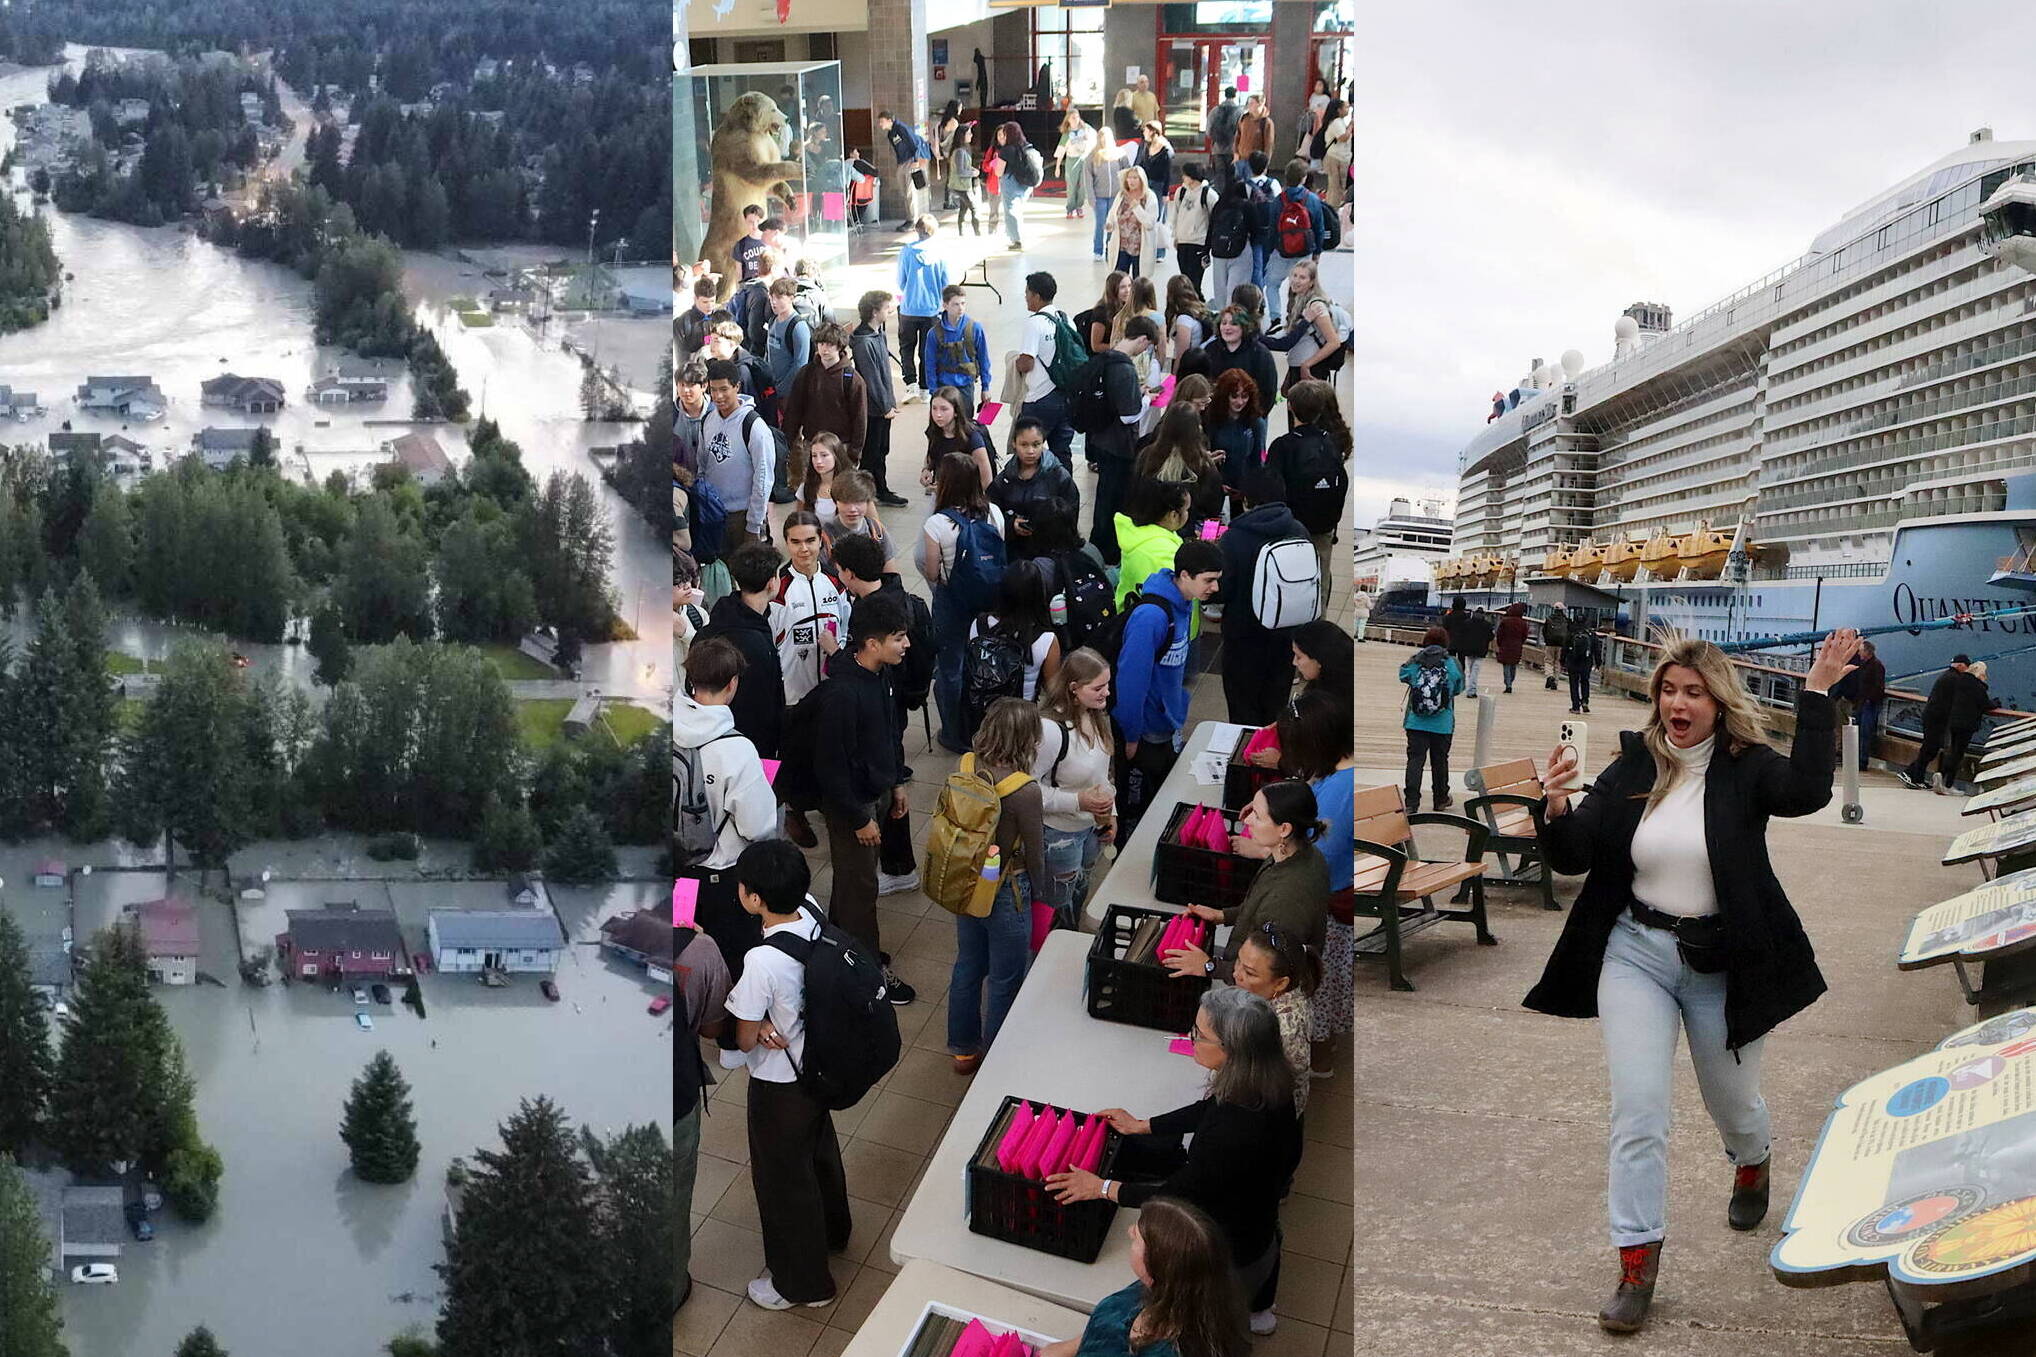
[924,753,1034,917]
[1407,654,1452,718]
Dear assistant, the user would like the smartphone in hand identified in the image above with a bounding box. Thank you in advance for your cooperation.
[1553,719,1588,794]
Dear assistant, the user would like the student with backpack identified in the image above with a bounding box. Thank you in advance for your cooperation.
[1236,151,1283,290]
[1400,625,1465,813]
[780,322,868,487]
[1263,258,1351,392]
[1220,468,1319,725]
[1016,272,1088,465]
[727,841,893,1311]
[1034,648,1118,928]
[697,543,788,759]
[674,637,781,1070]
[831,533,931,897]
[1113,539,1225,835]
[700,359,781,550]
[935,697,1051,1075]
[995,121,1045,250]
[989,416,1080,561]
[1263,380,1352,584]
[919,286,992,416]
[1204,178,1255,311]
[966,558,1064,719]
[1169,162,1217,293]
[1566,620,1603,714]
[809,593,918,1005]
[921,452,1009,753]
[1076,314,1163,565]
[1263,157,1328,307]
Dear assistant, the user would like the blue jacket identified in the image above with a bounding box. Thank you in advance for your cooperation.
[896,238,951,318]
[1276,185,1328,255]
[1399,645,1465,734]
[921,315,991,393]
[886,122,932,166]
[1112,570,1194,742]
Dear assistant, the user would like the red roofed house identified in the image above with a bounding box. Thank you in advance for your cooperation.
[126,897,199,985]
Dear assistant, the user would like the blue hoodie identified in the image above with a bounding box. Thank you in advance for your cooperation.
[1112,569,1194,742]
[896,237,951,318]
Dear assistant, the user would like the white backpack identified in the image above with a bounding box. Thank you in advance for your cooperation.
[1250,538,1322,630]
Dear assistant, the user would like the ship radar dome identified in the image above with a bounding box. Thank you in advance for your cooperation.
[1561,349,1585,378]
[1614,315,1639,340]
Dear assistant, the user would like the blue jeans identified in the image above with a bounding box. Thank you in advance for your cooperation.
[1599,913,1770,1247]
[1262,251,1298,310]
[1001,183,1030,245]
[1041,823,1101,927]
[1251,240,1271,289]
[932,587,969,751]
[1206,251,1253,310]
[1092,194,1114,258]
[1020,388,1076,467]
[1853,698,1880,771]
[947,875,1034,1056]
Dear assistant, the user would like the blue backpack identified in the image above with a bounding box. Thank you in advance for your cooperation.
[942,509,1007,618]
[689,478,730,563]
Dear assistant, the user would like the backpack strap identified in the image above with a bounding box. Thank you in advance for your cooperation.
[992,770,1035,797]
[1047,721,1071,784]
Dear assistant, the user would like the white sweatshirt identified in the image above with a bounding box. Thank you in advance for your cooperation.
[1629,734,1717,918]
[1032,715,1117,833]
[672,695,780,870]
[773,565,852,705]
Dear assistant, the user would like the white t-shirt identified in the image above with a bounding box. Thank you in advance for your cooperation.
[969,617,1056,699]
[724,909,823,1083]
[922,505,1007,582]
[1020,310,1060,402]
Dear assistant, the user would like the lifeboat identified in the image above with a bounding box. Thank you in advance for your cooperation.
[1676,520,1735,580]
[1469,553,1498,588]
[1540,544,1573,579]
[1602,537,1645,583]
[1434,557,1462,589]
[1493,557,1517,587]
[1639,530,1679,580]
[1570,539,1607,580]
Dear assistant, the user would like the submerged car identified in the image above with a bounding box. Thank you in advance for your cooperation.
[351,987,368,1005]
[540,979,560,1001]
[355,1012,374,1031]
[71,1264,117,1284]
[130,1216,154,1241]
[370,983,392,1005]
[647,994,671,1016]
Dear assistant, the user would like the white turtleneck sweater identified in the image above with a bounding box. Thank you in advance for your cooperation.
[1629,733,1717,918]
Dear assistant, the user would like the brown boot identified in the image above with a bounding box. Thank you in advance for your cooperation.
[1598,1241,1660,1334]
[1729,1159,1770,1231]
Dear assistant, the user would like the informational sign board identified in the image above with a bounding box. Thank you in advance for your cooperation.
[1945,809,2036,865]
[1980,722,2036,767]
[1900,869,2036,971]
[1773,1007,2036,1293]
[1980,752,2036,788]
[932,39,949,65]
[1967,776,2036,817]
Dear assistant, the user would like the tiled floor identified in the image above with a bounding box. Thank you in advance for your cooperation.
[677,190,1355,1356]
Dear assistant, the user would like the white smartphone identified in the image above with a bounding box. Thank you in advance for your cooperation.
[1553,719,1588,794]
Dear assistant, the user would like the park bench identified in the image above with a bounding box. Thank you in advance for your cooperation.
[1354,783,1496,991]
[1464,758,1558,911]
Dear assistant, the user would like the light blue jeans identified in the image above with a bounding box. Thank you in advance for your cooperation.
[1001,182,1031,245]
[1461,655,1483,695]
[1598,912,1770,1248]
[1092,194,1115,258]
[948,875,1034,1057]
[1041,824,1101,928]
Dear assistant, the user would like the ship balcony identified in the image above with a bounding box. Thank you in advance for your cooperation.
[1759,410,2036,489]
[1767,257,2017,382]
[1768,292,2033,408]
[1764,365,2036,459]
[1768,242,1985,352]
[1763,329,2036,434]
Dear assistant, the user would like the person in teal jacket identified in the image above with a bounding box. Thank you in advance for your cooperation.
[1399,624,1465,811]
[1037,1197,1247,1357]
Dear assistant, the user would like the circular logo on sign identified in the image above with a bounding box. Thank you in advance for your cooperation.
[1886,1077,1952,1118]
[1909,1197,2036,1276]
[1949,1057,2008,1090]
[1847,1187,1986,1247]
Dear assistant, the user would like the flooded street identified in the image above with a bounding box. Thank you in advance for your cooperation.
[0,58,672,705]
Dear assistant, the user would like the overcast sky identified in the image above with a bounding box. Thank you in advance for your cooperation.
[1352,1,2036,530]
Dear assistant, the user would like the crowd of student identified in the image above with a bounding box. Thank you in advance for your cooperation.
[672,154,1354,1352]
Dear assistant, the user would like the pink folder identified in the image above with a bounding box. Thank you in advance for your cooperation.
[996,1102,1036,1174]
[672,877,698,927]
[950,1320,997,1357]
[1037,1112,1080,1178]
[1076,1116,1108,1171]
[976,401,1004,424]
[759,758,781,784]
[1013,1107,1058,1178]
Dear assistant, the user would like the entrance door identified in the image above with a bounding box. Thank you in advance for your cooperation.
[1159,39,1266,152]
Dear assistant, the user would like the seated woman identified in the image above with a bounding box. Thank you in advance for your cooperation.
[1037,1197,1246,1357]
[1048,987,1302,1338]
[1163,780,1331,982]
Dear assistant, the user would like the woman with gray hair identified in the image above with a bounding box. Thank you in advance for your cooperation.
[1047,986,1302,1338]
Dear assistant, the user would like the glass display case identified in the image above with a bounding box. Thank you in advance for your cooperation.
[687,62,849,272]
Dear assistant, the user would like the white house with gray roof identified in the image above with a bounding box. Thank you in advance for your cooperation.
[427,909,566,974]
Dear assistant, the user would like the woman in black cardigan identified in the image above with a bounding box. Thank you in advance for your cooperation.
[1048,986,1301,1339]
[1526,628,1860,1334]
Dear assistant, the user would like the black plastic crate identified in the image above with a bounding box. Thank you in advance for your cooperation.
[1222,728,1284,811]
[1086,904,1210,1032]
[966,1095,1122,1262]
[1152,803,1263,911]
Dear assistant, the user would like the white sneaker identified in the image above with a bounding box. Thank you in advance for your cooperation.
[717,1047,747,1071]
[746,1275,831,1310]
[878,870,921,896]
[1249,1309,1278,1336]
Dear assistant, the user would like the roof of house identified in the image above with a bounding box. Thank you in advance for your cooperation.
[83,375,153,389]
[388,432,451,477]
[430,909,566,951]
[36,857,66,876]
[62,1185,126,1247]
[598,910,673,965]
[28,941,69,988]
[131,898,199,957]
[48,432,100,455]
[193,426,261,452]
[0,384,38,406]
[201,373,286,405]
[102,435,145,454]
[286,907,403,953]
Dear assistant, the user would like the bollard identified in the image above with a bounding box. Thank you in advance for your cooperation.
[1841,722,1864,824]
[1472,691,1498,776]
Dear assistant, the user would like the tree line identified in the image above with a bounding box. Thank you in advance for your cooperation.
[0,190,61,333]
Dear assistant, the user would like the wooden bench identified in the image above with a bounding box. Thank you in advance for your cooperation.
[1465,758,1559,911]
[1354,784,1497,991]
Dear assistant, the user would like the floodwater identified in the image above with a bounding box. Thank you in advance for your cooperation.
[53,874,673,1356]
[0,55,672,704]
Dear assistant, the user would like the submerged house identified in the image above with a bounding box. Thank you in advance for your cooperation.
[427,910,567,974]
[75,375,167,421]
[282,906,407,980]
[200,373,286,414]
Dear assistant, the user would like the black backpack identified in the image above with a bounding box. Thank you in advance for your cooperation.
[766,915,901,1110]
[1091,591,1173,682]
[1010,145,1043,188]
[1054,551,1116,656]
[1070,352,1127,434]
[891,589,936,710]
[1279,428,1350,536]
[961,629,1028,742]
[738,408,790,504]
[1207,197,1251,260]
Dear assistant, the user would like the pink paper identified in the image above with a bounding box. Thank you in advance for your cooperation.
[1168,1035,1194,1056]
[1076,1117,1108,1172]
[951,1320,996,1357]
[1013,1107,1058,1179]
[991,1334,1028,1357]
[672,877,698,927]
[821,191,846,220]
[1150,375,1178,410]
[1037,1111,1080,1177]
[976,401,1005,424]
[1200,810,1231,852]
[759,758,781,784]
[996,1102,1036,1174]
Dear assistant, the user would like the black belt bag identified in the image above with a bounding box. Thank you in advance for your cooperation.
[1629,899,1729,974]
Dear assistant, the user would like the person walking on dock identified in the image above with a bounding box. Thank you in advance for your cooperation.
[1526,629,1859,1336]
[1898,654,1987,792]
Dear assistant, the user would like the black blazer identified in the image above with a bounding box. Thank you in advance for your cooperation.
[1523,690,1836,1051]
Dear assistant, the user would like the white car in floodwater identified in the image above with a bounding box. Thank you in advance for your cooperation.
[71,1264,117,1284]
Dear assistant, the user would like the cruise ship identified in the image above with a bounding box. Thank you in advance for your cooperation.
[1354,496,1453,607]
[1446,129,2036,710]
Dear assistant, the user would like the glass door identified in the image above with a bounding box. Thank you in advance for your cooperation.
[1160,38,1265,152]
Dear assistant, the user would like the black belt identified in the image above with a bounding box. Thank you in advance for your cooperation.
[1628,899,1720,940]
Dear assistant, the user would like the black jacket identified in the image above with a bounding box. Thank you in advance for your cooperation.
[850,321,897,416]
[698,595,784,759]
[1219,501,1309,646]
[812,658,906,826]
[1455,613,1494,658]
[988,458,1081,555]
[1947,670,1993,733]
[1524,689,1836,1051]
[1202,338,1279,415]
[1830,655,1885,705]
[1117,1096,1301,1265]
[1080,350,1145,461]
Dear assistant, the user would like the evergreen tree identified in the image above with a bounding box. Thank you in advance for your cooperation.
[436,1098,607,1357]
[247,425,275,469]
[114,642,261,881]
[470,795,540,873]
[522,471,613,648]
[335,497,431,644]
[56,573,117,839]
[584,1124,674,1357]
[542,806,615,885]
[307,603,352,686]
[77,487,135,601]
[0,1154,68,1357]
[340,1050,421,1184]
[47,924,158,1174]
[174,1328,228,1357]
[0,911,55,1152]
